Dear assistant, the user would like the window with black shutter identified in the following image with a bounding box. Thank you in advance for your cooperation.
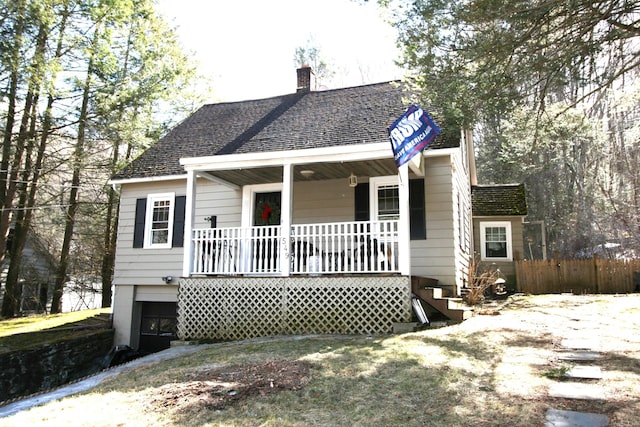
[132,193,186,248]
[354,179,426,240]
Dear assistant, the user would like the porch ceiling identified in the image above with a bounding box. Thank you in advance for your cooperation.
[203,158,399,186]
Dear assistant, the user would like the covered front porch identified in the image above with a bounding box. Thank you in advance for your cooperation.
[174,144,423,340]
[180,143,421,278]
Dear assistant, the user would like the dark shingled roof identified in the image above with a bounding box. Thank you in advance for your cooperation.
[472,184,528,217]
[113,81,458,181]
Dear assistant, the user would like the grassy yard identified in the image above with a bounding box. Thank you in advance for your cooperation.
[0,308,111,353]
[1,294,639,426]
[0,308,111,337]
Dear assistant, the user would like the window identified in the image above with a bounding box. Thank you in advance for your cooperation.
[133,194,186,249]
[370,176,399,221]
[377,185,400,220]
[145,193,175,248]
[141,316,177,337]
[356,177,426,239]
[480,221,512,261]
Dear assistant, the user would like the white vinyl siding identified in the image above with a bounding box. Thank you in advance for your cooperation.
[292,178,354,224]
[451,149,473,289]
[114,179,241,287]
[135,285,179,302]
[114,158,466,291]
[112,156,469,348]
[409,155,459,286]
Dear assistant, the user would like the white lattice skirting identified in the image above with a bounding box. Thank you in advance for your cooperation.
[178,276,412,341]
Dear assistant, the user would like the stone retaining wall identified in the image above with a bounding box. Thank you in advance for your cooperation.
[0,329,114,403]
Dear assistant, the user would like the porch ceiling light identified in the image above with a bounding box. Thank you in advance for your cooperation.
[348,173,358,187]
[300,169,315,178]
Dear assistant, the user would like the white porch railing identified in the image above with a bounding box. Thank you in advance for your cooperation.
[192,225,281,275]
[191,220,399,276]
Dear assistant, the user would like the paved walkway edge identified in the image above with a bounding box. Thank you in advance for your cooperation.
[0,343,211,418]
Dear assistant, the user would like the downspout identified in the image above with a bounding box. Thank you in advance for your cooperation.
[465,128,478,186]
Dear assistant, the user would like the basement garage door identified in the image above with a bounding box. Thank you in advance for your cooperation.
[139,302,177,354]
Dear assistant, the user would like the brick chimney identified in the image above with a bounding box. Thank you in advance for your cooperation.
[296,65,315,92]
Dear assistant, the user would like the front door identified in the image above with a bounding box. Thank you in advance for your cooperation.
[252,191,281,272]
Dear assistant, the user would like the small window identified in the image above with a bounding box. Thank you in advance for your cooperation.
[144,193,175,248]
[141,317,177,337]
[362,176,426,239]
[480,221,512,261]
[377,185,399,220]
[371,176,399,221]
[140,315,177,338]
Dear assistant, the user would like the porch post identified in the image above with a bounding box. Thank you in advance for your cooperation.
[398,164,411,275]
[182,169,197,277]
[280,163,293,276]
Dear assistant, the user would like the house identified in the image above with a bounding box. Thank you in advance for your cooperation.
[0,227,103,315]
[471,184,528,286]
[109,66,526,352]
[0,227,57,314]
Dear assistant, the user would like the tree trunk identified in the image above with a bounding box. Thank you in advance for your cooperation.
[100,184,118,307]
[19,5,70,313]
[51,24,100,314]
[0,0,26,267]
[3,90,41,316]
[0,18,47,318]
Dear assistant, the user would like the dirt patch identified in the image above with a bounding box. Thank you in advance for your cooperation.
[149,360,313,412]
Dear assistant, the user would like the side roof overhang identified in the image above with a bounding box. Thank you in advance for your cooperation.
[471,184,528,217]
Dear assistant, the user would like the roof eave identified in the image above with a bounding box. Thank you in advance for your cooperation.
[109,174,186,186]
[180,142,452,172]
[110,144,455,184]
[472,214,528,218]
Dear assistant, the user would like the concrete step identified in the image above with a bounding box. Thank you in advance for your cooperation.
[548,382,606,400]
[557,351,602,362]
[560,339,601,351]
[545,409,609,427]
[565,366,603,380]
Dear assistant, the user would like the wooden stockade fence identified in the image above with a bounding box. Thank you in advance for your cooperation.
[515,257,640,294]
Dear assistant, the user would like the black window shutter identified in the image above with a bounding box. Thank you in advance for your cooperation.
[354,183,370,221]
[172,195,186,248]
[409,179,426,240]
[133,198,147,248]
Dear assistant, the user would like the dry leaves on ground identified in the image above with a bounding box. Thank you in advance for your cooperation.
[148,360,313,413]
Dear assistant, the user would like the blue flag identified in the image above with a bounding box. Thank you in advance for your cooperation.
[388,104,441,168]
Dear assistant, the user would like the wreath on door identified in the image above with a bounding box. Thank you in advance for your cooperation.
[255,196,280,226]
[261,203,273,221]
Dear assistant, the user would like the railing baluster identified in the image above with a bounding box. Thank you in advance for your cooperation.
[191,220,400,276]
